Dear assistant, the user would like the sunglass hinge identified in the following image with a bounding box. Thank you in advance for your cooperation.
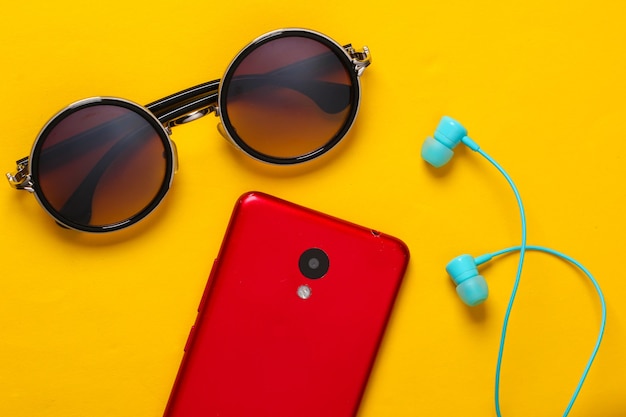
[345,44,371,77]
[6,157,34,192]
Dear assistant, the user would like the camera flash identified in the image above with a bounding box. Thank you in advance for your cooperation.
[297,285,312,300]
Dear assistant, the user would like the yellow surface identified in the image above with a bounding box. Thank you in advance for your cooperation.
[1,1,624,416]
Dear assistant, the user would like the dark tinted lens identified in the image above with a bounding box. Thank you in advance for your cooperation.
[33,101,171,230]
[222,35,356,161]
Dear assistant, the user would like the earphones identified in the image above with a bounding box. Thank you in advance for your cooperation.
[422,116,607,417]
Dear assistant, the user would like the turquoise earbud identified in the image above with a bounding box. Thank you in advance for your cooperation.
[421,116,479,167]
[445,254,488,306]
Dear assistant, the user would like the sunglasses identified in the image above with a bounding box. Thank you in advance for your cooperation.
[6,29,371,233]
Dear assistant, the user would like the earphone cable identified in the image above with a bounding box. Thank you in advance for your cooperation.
[482,245,607,416]
[474,146,605,416]
[474,148,528,417]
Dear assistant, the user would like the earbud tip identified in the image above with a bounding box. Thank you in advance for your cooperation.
[421,136,453,168]
[456,275,489,306]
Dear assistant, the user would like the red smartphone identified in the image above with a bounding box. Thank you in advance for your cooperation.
[164,192,409,417]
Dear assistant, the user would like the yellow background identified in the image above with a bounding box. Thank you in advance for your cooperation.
[1,1,624,416]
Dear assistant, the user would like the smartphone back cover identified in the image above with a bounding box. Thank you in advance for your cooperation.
[164,192,409,417]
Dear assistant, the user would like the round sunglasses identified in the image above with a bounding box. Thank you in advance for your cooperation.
[6,29,371,233]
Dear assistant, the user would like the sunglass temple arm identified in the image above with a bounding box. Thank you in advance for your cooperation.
[146,80,221,129]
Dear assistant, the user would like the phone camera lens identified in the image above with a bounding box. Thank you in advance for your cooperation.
[299,248,329,279]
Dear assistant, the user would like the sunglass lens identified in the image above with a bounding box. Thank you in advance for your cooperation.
[33,101,172,231]
[222,34,357,162]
